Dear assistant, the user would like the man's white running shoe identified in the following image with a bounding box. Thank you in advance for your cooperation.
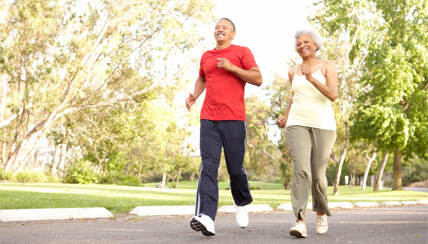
[235,204,249,228]
[316,214,328,234]
[190,214,215,236]
[289,221,307,238]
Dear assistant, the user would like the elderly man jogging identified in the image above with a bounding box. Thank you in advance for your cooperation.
[186,18,263,236]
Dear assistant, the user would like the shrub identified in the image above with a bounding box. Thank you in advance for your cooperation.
[0,168,13,181]
[14,170,49,183]
[116,175,143,187]
[403,158,428,186]
[64,160,98,184]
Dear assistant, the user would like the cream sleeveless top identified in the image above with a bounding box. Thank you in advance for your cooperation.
[286,62,336,130]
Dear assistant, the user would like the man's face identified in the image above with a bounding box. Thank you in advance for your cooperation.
[214,19,236,43]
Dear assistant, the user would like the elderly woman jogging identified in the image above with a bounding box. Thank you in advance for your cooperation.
[277,28,338,238]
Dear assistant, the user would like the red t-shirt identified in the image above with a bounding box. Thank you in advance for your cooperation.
[199,45,258,121]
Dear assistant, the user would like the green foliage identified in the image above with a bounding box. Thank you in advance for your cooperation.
[1,0,215,178]
[264,74,293,188]
[351,0,428,159]
[402,157,428,186]
[98,171,143,187]
[64,160,98,184]
[245,94,281,182]
[0,168,13,181]
[13,171,61,183]
[352,104,410,150]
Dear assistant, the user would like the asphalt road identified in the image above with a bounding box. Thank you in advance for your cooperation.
[1,205,427,244]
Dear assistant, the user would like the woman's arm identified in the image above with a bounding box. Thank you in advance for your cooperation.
[277,68,295,128]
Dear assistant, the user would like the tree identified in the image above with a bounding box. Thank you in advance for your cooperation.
[245,94,279,182]
[361,146,376,190]
[266,74,294,189]
[0,0,215,173]
[352,0,428,190]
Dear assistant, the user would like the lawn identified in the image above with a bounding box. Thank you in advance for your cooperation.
[1,181,427,214]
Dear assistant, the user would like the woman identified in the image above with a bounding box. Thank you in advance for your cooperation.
[277,28,338,238]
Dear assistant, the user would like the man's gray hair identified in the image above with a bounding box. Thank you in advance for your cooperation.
[294,28,323,52]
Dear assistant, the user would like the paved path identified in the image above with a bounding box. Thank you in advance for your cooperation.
[1,205,427,244]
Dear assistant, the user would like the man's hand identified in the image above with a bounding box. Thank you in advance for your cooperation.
[217,57,233,71]
[186,93,197,111]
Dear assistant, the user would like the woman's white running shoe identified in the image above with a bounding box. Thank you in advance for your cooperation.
[289,221,307,238]
[316,214,328,234]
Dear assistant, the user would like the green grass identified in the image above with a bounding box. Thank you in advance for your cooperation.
[1,181,427,214]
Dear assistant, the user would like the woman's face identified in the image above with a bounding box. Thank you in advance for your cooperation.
[296,35,317,58]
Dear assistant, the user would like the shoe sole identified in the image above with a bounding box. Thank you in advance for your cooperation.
[316,228,328,234]
[290,229,307,238]
[190,218,215,236]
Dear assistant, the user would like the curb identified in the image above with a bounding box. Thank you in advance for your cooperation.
[1,201,427,222]
[130,205,195,216]
[0,207,113,222]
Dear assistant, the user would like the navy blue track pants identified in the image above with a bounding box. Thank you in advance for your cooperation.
[195,120,253,220]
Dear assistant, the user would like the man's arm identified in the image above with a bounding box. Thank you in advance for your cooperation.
[216,58,263,86]
[186,76,206,111]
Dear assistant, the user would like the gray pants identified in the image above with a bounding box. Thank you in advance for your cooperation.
[286,125,336,221]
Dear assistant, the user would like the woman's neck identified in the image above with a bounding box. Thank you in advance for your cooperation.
[302,56,319,66]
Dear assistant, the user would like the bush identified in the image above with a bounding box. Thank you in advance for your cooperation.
[99,172,143,186]
[116,175,143,187]
[14,170,48,183]
[403,158,428,186]
[64,160,98,184]
[0,168,13,181]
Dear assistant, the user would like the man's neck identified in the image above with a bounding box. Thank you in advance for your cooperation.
[216,42,233,50]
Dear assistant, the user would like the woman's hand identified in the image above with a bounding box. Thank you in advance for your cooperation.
[300,64,313,82]
[277,116,287,128]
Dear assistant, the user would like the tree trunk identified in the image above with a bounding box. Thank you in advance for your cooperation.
[5,110,58,172]
[1,76,7,166]
[374,151,389,191]
[333,150,347,195]
[175,169,181,189]
[58,144,67,177]
[161,173,167,189]
[332,121,349,195]
[392,148,403,190]
[51,145,61,175]
[362,149,376,190]
[285,180,291,190]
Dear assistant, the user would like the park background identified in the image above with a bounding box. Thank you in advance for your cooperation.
[0,0,427,203]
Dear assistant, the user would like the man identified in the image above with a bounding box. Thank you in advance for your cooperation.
[186,18,263,236]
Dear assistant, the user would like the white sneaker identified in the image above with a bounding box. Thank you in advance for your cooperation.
[190,214,215,236]
[289,221,307,238]
[235,204,249,228]
[316,214,328,234]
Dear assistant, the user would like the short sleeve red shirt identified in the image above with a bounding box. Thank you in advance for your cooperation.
[199,45,258,121]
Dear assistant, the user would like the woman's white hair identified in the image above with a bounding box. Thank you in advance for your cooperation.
[294,28,324,52]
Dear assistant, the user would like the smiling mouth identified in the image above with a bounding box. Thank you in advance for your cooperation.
[301,49,309,53]
[216,32,226,37]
